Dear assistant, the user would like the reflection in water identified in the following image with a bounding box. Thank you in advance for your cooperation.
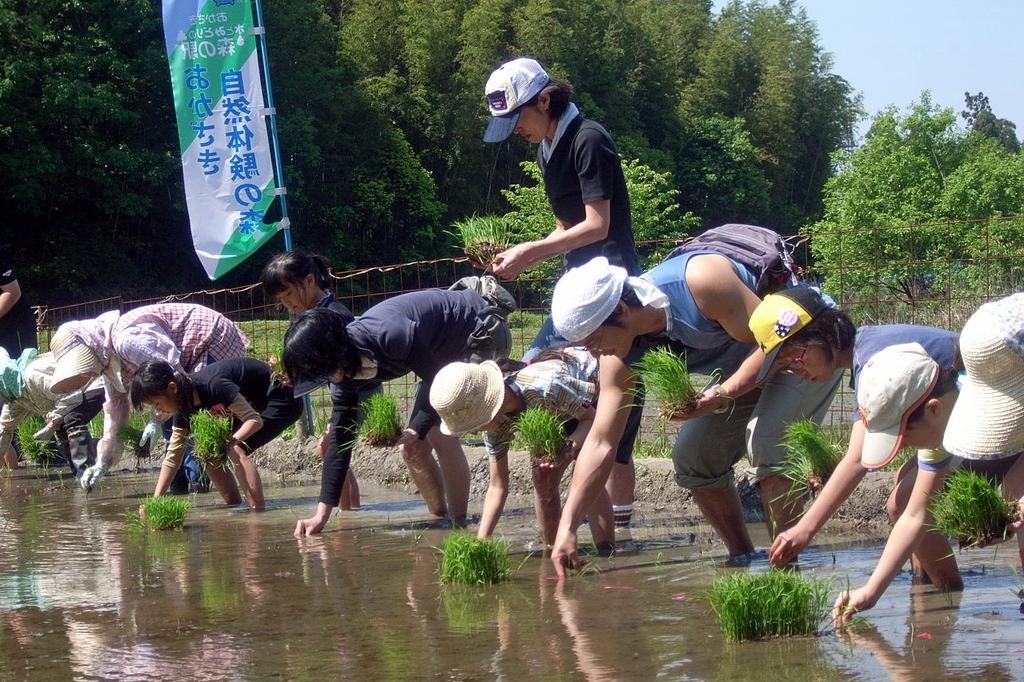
[0,473,1022,680]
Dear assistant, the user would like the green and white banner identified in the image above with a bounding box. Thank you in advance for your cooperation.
[162,0,281,279]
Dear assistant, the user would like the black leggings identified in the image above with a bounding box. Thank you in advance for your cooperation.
[56,387,105,474]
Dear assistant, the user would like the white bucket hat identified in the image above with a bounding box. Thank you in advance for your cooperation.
[943,293,1024,459]
[483,57,550,143]
[856,342,939,469]
[430,361,506,436]
[551,257,669,343]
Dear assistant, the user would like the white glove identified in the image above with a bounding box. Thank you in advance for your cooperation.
[80,463,109,491]
[140,421,162,449]
[33,424,55,441]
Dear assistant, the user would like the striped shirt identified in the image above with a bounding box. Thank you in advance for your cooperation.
[485,347,598,461]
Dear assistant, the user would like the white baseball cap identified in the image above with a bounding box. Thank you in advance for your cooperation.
[483,58,550,143]
[857,342,939,469]
[943,293,1024,459]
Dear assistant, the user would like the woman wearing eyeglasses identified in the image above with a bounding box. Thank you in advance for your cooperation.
[747,290,1009,588]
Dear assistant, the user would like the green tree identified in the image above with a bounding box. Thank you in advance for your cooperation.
[961,91,1020,154]
[810,94,1024,307]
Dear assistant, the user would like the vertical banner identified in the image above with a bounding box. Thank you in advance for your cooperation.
[162,0,281,279]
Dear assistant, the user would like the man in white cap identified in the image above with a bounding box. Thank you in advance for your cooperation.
[545,247,842,575]
[834,295,1024,624]
[483,56,644,521]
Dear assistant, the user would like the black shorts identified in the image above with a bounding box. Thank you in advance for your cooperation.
[241,381,304,451]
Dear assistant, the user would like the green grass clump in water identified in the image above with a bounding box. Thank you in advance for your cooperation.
[15,415,55,465]
[516,407,565,462]
[708,570,831,641]
[190,410,233,467]
[440,533,512,584]
[117,411,153,458]
[452,215,514,267]
[633,348,715,418]
[775,419,844,501]
[930,470,1018,548]
[358,393,402,446]
[129,496,190,531]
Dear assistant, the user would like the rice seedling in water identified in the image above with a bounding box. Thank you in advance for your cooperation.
[128,496,190,531]
[118,411,154,459]
[774,419,844,501]
[358,393,402,446]
[439,532,512,584]
[442,587,503,633]
[190,410,233,467]
[930,469,1018,548]
[15,415,56,466]
[452,215,514,268]
[708,570,831,641]
[516,407,565,462]
[633,348,718,418]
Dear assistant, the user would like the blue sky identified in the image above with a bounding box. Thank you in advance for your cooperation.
[713,1,1024,143]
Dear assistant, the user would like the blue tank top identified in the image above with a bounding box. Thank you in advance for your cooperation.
[642,250,758,375]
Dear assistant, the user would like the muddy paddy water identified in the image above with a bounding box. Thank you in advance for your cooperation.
[1,471,1022,681]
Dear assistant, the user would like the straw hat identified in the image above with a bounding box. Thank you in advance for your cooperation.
[429,361,506,436]
[856,342,939,469]
[49,324,108,394]
[943,293,1024,459]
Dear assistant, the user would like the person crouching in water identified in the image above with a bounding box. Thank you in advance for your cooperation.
[430,348,613,549]
[131,358,303,510]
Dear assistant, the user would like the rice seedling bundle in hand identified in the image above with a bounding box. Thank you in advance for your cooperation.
[453,215,514,268]
[190,410,233,467]
[15,415,57,465]
[516,407,566,462]
[358,393,402,446]
[930,469,1018,549]
[775,419,844,500]
[118,411,153,459]
[633,348,711,418]
[708,570,831,641]
[440,532,512,584]
[132,496,190,531]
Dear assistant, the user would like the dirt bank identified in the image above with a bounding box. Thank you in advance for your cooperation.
[253,435,895,536]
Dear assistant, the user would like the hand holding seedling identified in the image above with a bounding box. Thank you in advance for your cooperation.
[294,502,332,537]
[491,243,533,280]
[832,586,877,626]
[669,388,728,421]
[551,526,583,579]
[769,525,812,566]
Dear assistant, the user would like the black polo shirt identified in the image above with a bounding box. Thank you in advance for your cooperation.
[538,116,641,275]
[173,357,275,428]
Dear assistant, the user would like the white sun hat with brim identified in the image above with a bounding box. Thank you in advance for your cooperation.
[49,323,122,394]
[942,293,1024,460]
[430,361,506,436]
[482,57,550,143]
[857,342,939,469]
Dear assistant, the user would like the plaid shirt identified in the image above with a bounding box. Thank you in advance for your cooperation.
[112,303,249,380]
[485,347,598,460]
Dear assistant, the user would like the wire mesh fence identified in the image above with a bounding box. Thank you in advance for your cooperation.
[29,216,1024,456]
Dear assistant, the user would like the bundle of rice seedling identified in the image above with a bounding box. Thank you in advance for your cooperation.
[118,411,154,459]
[190,410,233,467]
[775,419,844,501]
[708,570,831,641]
[15,415,57,465]
[930,469,1018,549]
[516,407,566,462]
[129,496,190,531]
[440,532,512,584]
[453,215,514,268]
[358,393,402,446]
[633,348,716,418]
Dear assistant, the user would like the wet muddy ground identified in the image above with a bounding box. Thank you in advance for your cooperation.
[1,467,1022,681]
